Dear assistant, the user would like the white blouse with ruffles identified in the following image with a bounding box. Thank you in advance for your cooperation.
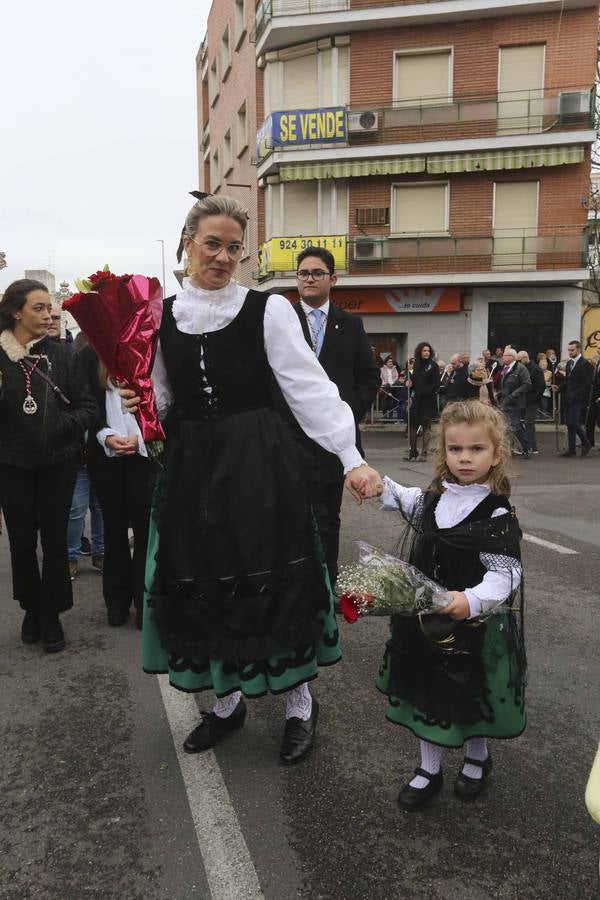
[151,279,365,474]
[381,476,522,619]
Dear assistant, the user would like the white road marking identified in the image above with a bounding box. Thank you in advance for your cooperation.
[157,675,264,900]
[522,533,578,555]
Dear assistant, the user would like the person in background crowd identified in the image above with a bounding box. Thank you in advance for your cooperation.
[439,353,470,405]
[545,348,560,378]
[496,348,531,459]
[517,351,545,455]
[494,347,504,361]
[395,371,409,423]
[466,359,495,405]
[47,302,74,347]
[405,341,440,461]
[0,279,97,652]
[553,340,593,458]
[537,354,553,415]
[79,346,152,628]
[380,355,400,420]
[585,351,600,449]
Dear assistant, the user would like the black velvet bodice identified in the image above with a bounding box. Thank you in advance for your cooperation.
[159,289,273,421]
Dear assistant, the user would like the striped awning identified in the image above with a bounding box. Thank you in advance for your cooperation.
[279,156,426,181]
[427,144,585,174]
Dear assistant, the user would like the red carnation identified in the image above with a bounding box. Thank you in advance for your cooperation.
[339,593,360,624]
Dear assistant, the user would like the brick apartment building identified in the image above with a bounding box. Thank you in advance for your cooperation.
[197,0,598,364]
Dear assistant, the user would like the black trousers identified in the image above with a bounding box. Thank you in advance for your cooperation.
[89,453,152,613]
[565,400,591,454]
[0,457,78,614]
[310,477,344,588]
[586,398,600,446]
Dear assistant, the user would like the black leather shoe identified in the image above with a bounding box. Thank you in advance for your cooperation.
[21,610,42,644]
[183,698,247,753]
[107,608,130,627]
[280,698,319,765]
[41,615,65,654]
[580,445,592,458]
[397,767,443,811]
[557,451,576,457]
[454,754,493,800]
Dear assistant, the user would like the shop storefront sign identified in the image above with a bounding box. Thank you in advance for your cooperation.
[281,286,462,313]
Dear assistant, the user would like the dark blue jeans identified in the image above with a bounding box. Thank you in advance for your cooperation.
[504,405,530,453]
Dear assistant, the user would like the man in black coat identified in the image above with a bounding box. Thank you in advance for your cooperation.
[554,340,593,457]
[517,350,545,454]
[274,247,380,589]
[439,353,469,405]
[585,353,600,448]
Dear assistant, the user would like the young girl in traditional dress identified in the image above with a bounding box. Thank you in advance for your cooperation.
[376,400,526,809]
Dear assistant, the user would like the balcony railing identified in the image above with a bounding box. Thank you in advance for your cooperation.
[255,89,594,163]
[255,227,588,280]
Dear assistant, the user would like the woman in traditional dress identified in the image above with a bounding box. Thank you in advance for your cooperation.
[0,279,98,652]
[124,195,382,764]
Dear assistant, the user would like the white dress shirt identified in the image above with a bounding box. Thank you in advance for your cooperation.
[152,281,365,474]
[381,476,522,619]
[97,380,148,458]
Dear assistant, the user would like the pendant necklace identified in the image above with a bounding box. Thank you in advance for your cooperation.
[18,358,41,414]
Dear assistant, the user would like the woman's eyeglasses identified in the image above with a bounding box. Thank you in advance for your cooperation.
[190,237,244,259]
[296,269,330,281]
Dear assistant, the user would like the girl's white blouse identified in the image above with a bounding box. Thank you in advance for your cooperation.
[151,280,365,474]
[381,476,522,619]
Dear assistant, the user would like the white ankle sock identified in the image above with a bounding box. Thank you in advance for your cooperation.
[409,740,443,789]
[462,738,489,779]
[212,691,242,719]
[285,683,312,721]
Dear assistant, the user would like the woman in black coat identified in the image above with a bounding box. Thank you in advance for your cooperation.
[406,341,440,461]
[0,279,98,652]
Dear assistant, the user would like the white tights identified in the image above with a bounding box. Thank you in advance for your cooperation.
[212,683,312,722]
[409,738,489,789]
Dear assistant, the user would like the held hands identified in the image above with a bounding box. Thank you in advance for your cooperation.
[344,464,384,505]
[118,386,141,413]
[439,590,470,620]
[105,434,139,456]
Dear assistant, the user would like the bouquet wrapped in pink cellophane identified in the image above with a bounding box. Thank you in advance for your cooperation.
[64,267,164,457]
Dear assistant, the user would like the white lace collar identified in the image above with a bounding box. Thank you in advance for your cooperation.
[172,278,249,335]
[441,479,491,497]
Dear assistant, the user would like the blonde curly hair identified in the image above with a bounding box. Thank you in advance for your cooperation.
[430,400,512,496]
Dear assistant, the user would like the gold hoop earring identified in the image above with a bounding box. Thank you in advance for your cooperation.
[186,256,197,278]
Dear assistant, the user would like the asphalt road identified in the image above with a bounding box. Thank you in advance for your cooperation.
[1,429,599,900]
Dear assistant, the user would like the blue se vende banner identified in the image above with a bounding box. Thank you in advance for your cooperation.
[256,107,347,161]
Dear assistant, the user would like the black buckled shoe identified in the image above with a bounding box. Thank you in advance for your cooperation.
[280,698,319,765]
[41,615,65,654]
[397,767,443,811]
[454,754,493,800]
[183,698,247,754]
[21,610,42,644]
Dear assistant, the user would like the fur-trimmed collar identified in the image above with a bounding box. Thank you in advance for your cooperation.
[0,329,46,362]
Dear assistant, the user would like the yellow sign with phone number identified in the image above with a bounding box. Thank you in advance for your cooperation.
[257,235,347,278]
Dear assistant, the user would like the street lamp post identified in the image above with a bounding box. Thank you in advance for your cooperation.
[157,239,166,298]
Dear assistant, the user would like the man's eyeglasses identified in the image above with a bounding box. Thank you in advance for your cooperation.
[296,269,330,281]
[190,236,244,259]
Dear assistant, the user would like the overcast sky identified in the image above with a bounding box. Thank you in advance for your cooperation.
[1,0,213,297]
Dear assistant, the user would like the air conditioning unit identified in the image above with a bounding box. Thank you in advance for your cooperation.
[559,90,591,120]
[356,206,389,226]
[347,109,379,133]
[354,237,386,260]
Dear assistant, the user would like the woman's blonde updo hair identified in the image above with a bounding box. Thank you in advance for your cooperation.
[183,194,248,240]
[430,399,513,496]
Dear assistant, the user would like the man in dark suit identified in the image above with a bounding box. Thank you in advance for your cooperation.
[278,247,380,590]
[554,340,593,457]
[439,353,469,405]
[585,353,600,448]
[517,350,546,454]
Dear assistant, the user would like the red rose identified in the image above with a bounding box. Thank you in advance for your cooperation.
[339,593,360,624]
